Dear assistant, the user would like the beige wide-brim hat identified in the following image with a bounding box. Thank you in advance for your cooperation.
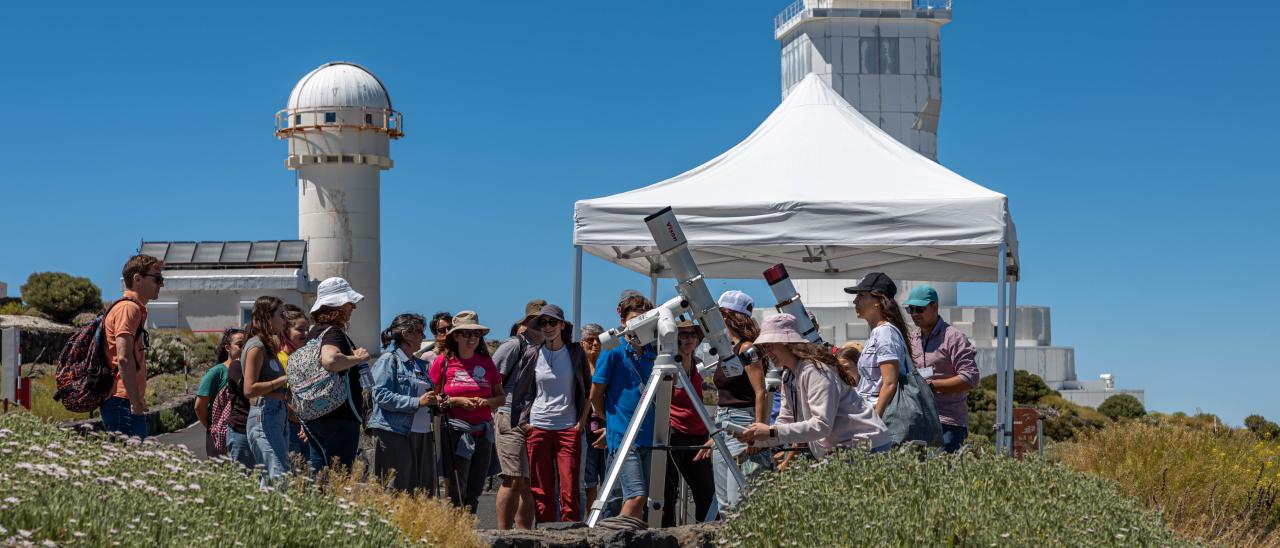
[755,313,807,345]
[447,310,490,336]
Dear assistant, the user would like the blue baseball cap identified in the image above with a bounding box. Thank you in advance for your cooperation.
[905,285,939,307]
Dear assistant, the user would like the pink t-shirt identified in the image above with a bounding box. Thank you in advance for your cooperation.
[430,353,501,425]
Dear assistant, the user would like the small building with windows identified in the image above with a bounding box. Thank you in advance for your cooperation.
[137,240,311,332]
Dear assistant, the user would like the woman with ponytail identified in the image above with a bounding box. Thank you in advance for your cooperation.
[368,313,440,493]
[842,273,916,417]
[734,314,890,456]
[242,296,290,484]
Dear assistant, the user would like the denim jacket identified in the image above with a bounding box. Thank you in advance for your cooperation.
[366,348,427,435]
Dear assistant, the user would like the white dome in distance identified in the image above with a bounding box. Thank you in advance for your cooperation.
[286,62,391,111]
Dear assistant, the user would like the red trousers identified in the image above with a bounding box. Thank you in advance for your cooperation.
[525,426,582,523]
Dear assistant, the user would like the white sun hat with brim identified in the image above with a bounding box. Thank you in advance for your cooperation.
[311,277,365,313]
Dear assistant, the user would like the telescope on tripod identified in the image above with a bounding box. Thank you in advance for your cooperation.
[585,207,749,528]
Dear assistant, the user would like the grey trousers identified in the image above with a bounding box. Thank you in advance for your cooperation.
[371,428,437,495]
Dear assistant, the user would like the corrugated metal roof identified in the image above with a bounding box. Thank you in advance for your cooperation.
[286,62,391,110]
[140,240,307,270]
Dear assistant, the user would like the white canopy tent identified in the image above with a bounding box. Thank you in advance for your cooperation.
[572,74,1022,453]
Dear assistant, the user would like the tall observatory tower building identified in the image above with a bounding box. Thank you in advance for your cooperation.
[776,0,957,306]
[277,62,403,351]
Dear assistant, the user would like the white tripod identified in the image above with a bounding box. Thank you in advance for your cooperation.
[585,295,748,528]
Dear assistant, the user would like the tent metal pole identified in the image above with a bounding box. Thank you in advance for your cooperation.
[994,243,1008,454]
[649,274,658,303]
[573,245,583,339]
[1004,279,1018,457]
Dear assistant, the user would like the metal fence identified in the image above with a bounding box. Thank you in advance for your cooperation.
[775,0,953,31]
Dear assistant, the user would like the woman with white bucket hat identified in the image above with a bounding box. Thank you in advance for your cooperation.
[303,277,373,472]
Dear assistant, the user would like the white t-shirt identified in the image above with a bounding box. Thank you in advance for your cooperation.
[855,324,910,402]
[410,361,433,433]
[530,345,578,430]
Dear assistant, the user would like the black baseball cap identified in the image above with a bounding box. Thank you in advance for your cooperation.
[843,272,898,298]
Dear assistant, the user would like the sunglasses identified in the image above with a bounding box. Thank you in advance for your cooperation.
[142,272,164,284]
[537,318,562,328]
[907,305,930,314]
[677,330,701,340]
[454,331,482,340]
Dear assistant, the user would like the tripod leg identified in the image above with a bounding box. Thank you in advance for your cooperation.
[646,369,674,528]
[674,367,748,489]
[586,369,666,527]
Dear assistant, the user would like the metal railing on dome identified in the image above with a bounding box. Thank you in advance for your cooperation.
[774,0,953,31]
[273,106,404,139]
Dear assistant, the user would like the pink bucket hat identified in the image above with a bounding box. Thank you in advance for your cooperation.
[755,313,807,345]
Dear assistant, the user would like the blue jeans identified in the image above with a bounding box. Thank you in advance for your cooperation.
[605,444,652,514]
[712,406,771,514]
[100,397,147,439]
[227,430,255,468]
[247,398,290,483]
[941,424,968,454]
[305,417,361,472]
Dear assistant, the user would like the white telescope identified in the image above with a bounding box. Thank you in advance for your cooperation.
[643,207,745,377]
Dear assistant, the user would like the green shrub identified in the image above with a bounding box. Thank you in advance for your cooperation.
[144,333,190,376]
[157,409,186,433]
[1098,394,1146,420]
[722,450,1181,546]
[20,272,102,324]
[1245,414,1280,441]
[978,370,1058,404]
[0,412,410,546]
[0,301,25,315]
[1038,394,1108,442]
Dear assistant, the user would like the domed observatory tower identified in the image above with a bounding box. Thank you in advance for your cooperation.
[276,62,403,351]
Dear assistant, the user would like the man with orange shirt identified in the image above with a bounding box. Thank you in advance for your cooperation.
[99,254,164,439]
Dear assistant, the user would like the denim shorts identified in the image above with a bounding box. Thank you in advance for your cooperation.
[607,445,652,501]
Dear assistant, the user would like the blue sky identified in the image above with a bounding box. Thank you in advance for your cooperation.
[1,1,1275,425]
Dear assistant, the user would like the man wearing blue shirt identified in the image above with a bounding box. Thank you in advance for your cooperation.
[588,291,656,521]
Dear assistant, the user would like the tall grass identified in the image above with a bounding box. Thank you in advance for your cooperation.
[1060,420,1280,546]
[310,461,481,548]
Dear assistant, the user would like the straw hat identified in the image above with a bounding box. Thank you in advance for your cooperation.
[447,310,489,336]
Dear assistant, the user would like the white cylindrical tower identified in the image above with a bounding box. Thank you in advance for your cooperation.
[277,61,403,352]
[776,0,951,160]
[776,1,956,305]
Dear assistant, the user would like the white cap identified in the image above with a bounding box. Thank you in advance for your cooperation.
[717,290,754,316]
[311,277,365,313]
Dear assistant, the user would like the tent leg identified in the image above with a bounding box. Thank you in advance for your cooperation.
[1004,280,1018,456]
[573,246,583,340]
[994,243,1008,455]
[649,275,658,303]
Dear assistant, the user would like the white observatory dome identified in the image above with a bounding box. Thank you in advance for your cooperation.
[286,62,391,110]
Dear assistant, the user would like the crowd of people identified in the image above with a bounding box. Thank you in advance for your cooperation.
[100,253,979,527]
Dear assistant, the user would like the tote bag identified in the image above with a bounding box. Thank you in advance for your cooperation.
[880,325,943,447]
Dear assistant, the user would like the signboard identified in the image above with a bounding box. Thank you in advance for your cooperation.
[2,328,18,407]
[1011,407,1040,459]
